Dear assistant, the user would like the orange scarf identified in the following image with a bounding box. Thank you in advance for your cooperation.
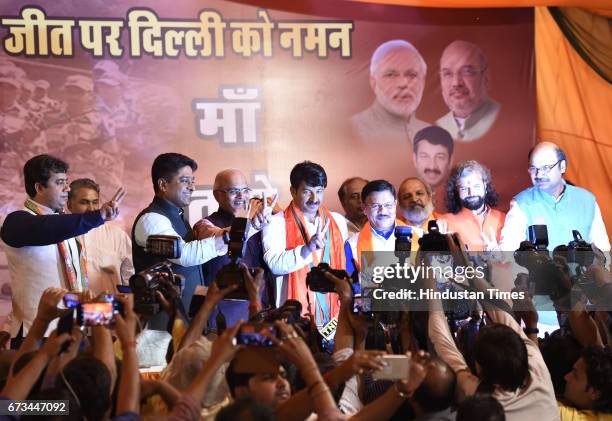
[355,219,407,271]
[284,202,345,323]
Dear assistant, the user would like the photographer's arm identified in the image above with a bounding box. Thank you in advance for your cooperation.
[177,281,237,351]
[2,332,71,400]
[422,262,478,400]
[10,288,66,375]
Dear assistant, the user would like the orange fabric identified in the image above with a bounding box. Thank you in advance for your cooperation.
[439,207,506,251]
[346,0,612,9]
[536,7,612,240]
[398,211,441,250]
[284,202,346,319]
[355,219,406,270]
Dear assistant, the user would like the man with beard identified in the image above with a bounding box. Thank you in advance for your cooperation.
[439,160,505,251]
[262,161,348,327]
[500,142,610,251]
[193,169,277,325]
[436,40,500,142]
[351,40,429,146]
[397,177,440,247]
[337,177,368,236]
[132,153,227,323]
[345,180,407,275]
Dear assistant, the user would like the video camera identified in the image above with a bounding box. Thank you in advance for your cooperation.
[215,217,257,300]
[129,236,184,316]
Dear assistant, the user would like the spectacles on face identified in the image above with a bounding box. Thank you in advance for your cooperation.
[528,160,561,175]
[366,202,395,211]
[216,187,251,196]
[440,66,485,81]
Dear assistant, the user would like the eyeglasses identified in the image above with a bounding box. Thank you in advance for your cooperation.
[528,160,561,175]
[216,187,251,196]
[366,202,395,211]
[440,66,485,81]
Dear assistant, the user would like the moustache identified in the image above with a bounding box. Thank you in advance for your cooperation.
[306,201,320,206]
[424,168,441,176]
[408,202,424,210]
[535,178,549,183]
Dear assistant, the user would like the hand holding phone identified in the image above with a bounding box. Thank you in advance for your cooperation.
[235,322,279,347]
[372,355,411,380]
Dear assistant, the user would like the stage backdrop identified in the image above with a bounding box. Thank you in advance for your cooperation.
[0,1,534,301]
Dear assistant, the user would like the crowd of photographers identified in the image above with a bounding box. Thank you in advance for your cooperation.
[0,149,611,421]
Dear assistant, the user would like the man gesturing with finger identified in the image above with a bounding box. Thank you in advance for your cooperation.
[262,161,348,328]
[0,154,126,345]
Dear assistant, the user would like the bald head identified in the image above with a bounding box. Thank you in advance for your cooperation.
[213,169,250,215]
[440,40,489,118]
[528,142,567,197]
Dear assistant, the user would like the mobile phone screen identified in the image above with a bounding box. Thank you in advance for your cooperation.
[63,293,80,309]
[78,302,115,326]
[236,323,278,347]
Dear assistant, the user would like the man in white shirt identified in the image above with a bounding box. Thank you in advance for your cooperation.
[1,154,123,342]
[132,153,227,319]
[262,161,348,326]
[67,178,134,294]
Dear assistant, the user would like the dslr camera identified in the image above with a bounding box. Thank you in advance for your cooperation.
[129,236,184,316]
[514,225,573,299]
[306,262,350,293]
[216,217,257,300]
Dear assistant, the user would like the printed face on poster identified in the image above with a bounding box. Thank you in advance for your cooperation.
[0,0,534,230]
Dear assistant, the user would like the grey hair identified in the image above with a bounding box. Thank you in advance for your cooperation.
[370,40,427,76]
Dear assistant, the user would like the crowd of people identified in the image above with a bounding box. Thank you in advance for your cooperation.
[0,144,611,420]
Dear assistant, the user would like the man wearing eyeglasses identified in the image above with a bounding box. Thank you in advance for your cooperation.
[132,153,228,326]
[192,169,277,325]
[345,180,408,275]
[436,40,500,142]
[500,142,610,251]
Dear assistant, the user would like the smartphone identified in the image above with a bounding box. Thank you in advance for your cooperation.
[116,285,132,294]
[188,285,208,318]
[62,292,81,309]
[372,355,411,380]
[57,310,74,335]
[77,300,123,327]
[57,310,74,353]
[235,322,279,347]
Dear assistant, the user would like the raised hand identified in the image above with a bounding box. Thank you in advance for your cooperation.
[99,187,126,221]
[306,217,329,253]
[35,287,68,324]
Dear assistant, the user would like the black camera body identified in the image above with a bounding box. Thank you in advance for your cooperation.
[129,262,183,316]
[216,217,251,300]
[306,262,349,293]
[130,236,184,316]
